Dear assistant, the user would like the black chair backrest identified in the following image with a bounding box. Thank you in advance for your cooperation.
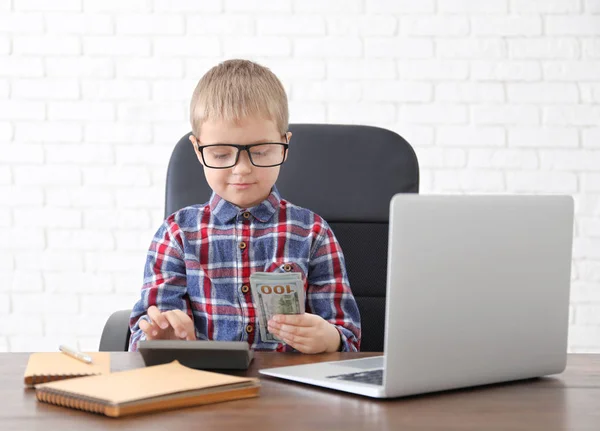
[166,124,419,351]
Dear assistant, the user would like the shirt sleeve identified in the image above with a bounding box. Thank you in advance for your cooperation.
[128,216,190,352]
[306,218,361,352]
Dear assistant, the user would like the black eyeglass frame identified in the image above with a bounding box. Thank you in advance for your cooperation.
[195,135,290,169]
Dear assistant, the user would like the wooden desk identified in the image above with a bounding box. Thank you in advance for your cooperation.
[1,353,599,431]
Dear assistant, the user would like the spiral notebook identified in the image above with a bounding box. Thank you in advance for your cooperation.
[34,360,260,418]
[24,352,111,387]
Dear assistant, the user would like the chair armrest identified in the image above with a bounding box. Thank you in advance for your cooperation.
[99,309,132,352]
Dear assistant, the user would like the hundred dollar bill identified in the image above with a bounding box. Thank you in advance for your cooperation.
[250,272,305,343]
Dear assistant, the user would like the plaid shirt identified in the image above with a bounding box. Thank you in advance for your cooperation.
[129,186,361,352]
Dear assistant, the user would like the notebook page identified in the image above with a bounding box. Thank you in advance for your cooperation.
[24,352,111,379]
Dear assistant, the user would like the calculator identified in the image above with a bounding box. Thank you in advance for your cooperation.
[138,340,254,370]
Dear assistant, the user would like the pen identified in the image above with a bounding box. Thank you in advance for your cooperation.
[59,345,94,364]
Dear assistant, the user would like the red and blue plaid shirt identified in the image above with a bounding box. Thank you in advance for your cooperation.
[129,186,361,352]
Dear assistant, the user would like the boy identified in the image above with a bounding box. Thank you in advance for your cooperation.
[129,59,361,353]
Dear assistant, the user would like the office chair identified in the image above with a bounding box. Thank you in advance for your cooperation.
[99,124,419,352]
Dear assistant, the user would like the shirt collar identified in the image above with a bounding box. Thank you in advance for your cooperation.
[209,185,282,224]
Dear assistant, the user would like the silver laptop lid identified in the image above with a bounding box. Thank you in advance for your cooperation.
[383,195,574,397]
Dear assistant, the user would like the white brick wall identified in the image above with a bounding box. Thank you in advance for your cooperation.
[0,0,599,353]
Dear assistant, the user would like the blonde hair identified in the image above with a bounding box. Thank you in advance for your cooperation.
[190,59,289,137]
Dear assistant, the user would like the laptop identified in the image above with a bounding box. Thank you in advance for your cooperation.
[259,194,574,398]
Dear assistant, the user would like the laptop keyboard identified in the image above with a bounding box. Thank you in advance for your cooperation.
[327,369,383,386]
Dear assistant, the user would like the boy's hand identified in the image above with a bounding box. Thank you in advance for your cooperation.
[267,313,341,354]
[139,305,196,341]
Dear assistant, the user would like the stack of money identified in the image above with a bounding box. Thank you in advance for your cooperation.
[249,272,305,342]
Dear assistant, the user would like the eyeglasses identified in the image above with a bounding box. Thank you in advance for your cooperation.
[195,135,289,169]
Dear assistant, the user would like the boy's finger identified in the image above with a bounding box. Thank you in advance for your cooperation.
[280,335,313,354]
[164,311,189,339]
[268,321,311,337]
[171,309,193,326]
[172,310,196,340]
[139,319,158,338]
[272,313,308,326]
[277,330,311,346]
[148,306,169,329]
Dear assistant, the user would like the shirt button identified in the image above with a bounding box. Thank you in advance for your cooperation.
[239,241,247,250]
[245,324,253,334]
[242,212,250,219]
[241,284,249,294]
[283,263,292,272]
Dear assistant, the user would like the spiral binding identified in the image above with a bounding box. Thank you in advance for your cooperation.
[30,374,82,385]
[36,389,108,415]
